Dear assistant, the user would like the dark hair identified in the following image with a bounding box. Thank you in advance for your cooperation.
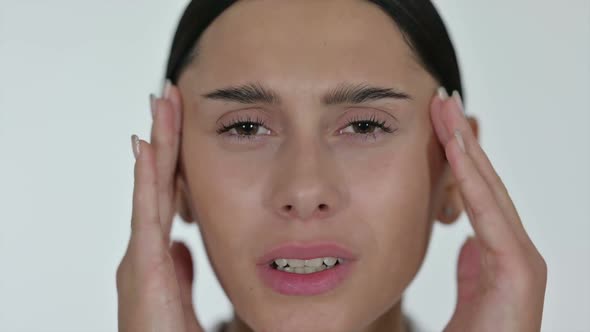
[164,0,463,100]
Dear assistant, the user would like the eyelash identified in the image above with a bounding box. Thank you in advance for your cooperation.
[216,115,269,142]
[216,114,396,142]
[342,114,395,134]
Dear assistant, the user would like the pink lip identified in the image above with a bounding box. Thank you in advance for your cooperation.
[256,242,358,296]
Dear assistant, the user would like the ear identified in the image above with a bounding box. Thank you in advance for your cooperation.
[436,116,479,225]
[174,173,197,224]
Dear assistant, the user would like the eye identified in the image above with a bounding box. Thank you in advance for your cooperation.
[216,115,272,139]
[338,114,396,139]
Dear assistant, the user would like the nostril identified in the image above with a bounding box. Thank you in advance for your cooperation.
[319,204,327,211]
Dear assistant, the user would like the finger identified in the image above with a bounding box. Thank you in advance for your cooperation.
[430,87,451,146]
[129,135,166,251]
[164,80,184,129]
[440,92,532,245]
[119,136,191,332]
[170,241,204,332]
[149,82,183,239]
[445,131,520,255]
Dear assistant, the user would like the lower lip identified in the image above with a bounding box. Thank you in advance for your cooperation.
[256,262,354,296]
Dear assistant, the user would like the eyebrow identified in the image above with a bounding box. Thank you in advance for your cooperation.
[201,82,412,106]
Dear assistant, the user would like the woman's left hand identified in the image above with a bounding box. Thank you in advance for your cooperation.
[430,88,547,332]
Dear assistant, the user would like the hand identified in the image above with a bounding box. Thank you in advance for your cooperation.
[431,88,548,332]
[116,82,204,332]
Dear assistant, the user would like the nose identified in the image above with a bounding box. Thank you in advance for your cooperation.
[267,139,347,222]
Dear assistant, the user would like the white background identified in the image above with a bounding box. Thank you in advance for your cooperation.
[1,1,588,331]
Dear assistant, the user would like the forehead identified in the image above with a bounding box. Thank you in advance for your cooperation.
[187,0,428,93]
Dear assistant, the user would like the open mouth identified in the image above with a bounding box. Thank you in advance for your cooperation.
[269,257,344,274]
[257,243,356,295]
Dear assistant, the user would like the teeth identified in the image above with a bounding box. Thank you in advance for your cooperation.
[304,266,315,273]
[287,259,305,267]
[277,264,331,274]
[323,257,337,266]
[305,258,324,267]
[273,256,343,274]
[275,258,288,267]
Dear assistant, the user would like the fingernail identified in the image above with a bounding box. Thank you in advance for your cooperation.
[437,86,449,101]
[454,129,466,153]
[131,134,141,159]
[163,79,172,99]
[150,94,157,119]
[451,90,464,114]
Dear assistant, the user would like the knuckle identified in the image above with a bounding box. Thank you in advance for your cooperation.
[508,251,547,295]
[521,245,548,284]
[534,254,548,284]
[538,255,548,274]
[115,257,128,290]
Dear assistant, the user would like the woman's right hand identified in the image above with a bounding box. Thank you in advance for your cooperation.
[116,82,204,332]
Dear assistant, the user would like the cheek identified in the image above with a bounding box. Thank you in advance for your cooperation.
[181,131,264,278]
[183,129,267,217]
[345,137,432,242]
[345,136,434,300]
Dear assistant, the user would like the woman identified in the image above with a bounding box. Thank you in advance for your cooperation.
[116,0,547,331]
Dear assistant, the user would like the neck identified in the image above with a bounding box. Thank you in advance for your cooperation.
[225,298,409,332]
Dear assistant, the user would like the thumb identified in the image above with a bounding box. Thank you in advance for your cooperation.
[170,241,204,332]
[455,236,484,310]
[456,236,483,301]
[445,236,485,331]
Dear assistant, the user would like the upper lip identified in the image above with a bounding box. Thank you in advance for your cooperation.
[256,241,358,265]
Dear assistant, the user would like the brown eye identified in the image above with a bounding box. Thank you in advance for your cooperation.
[216,116,272,137]
[234,123,261,136]
[350,121,378,134]
[339,117,395,135]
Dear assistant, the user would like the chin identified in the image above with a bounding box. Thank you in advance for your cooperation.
[246,309,358,332]
[231,290,374,332]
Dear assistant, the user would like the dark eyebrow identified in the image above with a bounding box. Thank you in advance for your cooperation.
[322,82,412,105]
[201,81,412,105]
[202,82,279,104]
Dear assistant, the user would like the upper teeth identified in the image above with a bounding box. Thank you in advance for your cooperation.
[272,257,344,274]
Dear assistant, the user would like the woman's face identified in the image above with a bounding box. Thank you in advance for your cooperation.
[176,0,451,331]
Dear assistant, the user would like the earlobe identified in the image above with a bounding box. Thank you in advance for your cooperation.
[437,203,462,225]
[436,173,465,225]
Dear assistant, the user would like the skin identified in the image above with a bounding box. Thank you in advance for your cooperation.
[116,1,547,332]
